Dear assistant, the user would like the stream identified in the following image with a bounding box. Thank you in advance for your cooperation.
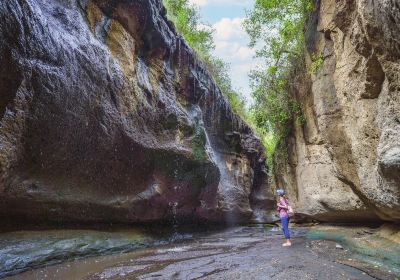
[2,225,397,280]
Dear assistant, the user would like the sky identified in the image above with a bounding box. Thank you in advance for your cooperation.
[188,0,260,104]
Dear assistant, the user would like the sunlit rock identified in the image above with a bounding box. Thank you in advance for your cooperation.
[274,0,400,222]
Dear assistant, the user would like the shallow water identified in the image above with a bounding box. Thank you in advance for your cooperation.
[3,225,388,280]
[0,226,194,278]
[306,227,400,276]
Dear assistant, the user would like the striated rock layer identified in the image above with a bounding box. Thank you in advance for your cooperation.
[0,0,273,225]
[274,0,400,222]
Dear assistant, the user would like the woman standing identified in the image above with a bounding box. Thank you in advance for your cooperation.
[276,189,291,247]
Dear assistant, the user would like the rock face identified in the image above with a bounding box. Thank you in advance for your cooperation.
[0,0,272,225]
[274,0,400,222]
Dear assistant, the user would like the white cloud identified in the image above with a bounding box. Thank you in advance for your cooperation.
[211,17,272,59]
[214,41,254,61]
[212,17,254,62]
[210,17,263,102]
[189,0,252,7]
[213,17,246,41]
[189,0,208,6]
[237,46,254,60]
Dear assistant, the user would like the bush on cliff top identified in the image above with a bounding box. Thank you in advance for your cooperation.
[243,0,313,169]
[163,0,214,58]
[164,0,314,171]
[163,0,247,118]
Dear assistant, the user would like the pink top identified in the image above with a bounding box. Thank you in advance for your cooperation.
[277,197,289,218]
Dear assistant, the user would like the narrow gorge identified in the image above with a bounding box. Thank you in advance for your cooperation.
[0,0,399,279]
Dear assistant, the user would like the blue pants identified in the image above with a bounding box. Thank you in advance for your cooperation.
[281,215,290,239]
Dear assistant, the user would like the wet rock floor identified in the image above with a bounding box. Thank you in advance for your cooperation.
[4,225,397,280]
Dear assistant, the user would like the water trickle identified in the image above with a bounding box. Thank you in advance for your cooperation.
[191,106,227,191]
[193,78,196,101]
[169,163,180,241]
[203,129,230,192]
[177,39,181,74]
[169,201,179,241]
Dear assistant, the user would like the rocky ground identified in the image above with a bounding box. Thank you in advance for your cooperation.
[3,225,398,280]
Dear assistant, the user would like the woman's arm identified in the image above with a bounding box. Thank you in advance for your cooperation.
[277,197,288,209]
[277,203,288,209]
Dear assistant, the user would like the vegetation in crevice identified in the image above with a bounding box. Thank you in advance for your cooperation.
[309,50,324,74]
[163,0,247,119]
[243,0,314,169]
[163,0,315,171]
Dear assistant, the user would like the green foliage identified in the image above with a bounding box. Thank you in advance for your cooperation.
[243,0,313,167]
[163,0,247,119]
[226,90,246,117]
[163,0,214,56]
[309,51,323,74]
[165,0,313,168]
[260,130,279,172]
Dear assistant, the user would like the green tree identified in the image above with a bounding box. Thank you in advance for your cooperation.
[163,0,214,57]
[163,0,247,118]
[243,0,313,166]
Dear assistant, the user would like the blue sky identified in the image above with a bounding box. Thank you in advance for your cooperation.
[189,0,260,104]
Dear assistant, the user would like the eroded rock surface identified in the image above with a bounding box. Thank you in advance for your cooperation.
[6,226,394,280]
[274,0,400,222]
[0,0,272,225]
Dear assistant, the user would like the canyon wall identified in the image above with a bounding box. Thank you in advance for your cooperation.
[274,0,400,222]
[0,0,273,225]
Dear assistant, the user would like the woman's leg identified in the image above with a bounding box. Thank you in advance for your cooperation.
[281,216,291,245]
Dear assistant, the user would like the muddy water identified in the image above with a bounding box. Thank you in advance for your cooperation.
[4,225,396,280]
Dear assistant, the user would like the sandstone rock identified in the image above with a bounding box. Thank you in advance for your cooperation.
[274,0,400,222]
[0,0,268,225]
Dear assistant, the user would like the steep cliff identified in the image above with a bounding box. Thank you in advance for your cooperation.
[274,0,400,222]
[0,0,273,225]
